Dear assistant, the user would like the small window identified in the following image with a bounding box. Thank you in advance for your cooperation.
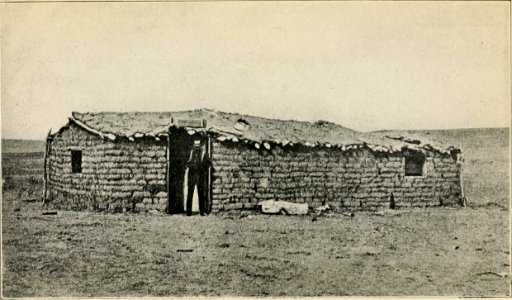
[71,150,82,173]
[405,151,425,176]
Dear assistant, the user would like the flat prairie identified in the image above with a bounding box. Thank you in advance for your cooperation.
[1,128,510,297]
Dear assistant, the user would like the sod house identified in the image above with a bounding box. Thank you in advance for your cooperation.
[44,109,464,214]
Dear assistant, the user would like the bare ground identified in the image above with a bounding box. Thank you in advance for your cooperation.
[2,191,509,297]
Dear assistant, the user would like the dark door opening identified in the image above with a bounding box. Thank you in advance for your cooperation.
[167,129,211,214]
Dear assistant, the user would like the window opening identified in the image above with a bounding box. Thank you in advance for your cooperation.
[71,150,82,173]
[405,151,425,176]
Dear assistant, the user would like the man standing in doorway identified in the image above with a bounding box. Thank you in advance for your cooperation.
[186,139,209,216]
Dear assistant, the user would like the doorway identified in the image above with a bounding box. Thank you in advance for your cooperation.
[167,129,212,214]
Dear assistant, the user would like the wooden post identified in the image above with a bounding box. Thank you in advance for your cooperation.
[458,152,466,207]
[42,130,52,204]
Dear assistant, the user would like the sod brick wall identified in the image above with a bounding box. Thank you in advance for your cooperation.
[47,124,168,213]
[210,142,463,212]
[47,126,463,214]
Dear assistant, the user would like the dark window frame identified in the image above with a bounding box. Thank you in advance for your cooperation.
[71,150,82,174]
[404,151,425,177]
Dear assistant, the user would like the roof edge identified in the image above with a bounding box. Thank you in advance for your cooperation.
[64,111,461,155]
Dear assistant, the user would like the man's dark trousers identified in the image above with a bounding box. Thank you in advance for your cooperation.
[186,167,206,216]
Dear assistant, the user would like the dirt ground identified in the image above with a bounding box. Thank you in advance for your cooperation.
[2,194,509,297]
[1,128,510,296]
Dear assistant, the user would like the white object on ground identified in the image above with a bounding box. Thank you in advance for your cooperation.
[314,204,331,213]
[258,200,309,215]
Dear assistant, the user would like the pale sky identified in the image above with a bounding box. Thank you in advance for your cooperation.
[1,1,510,140]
